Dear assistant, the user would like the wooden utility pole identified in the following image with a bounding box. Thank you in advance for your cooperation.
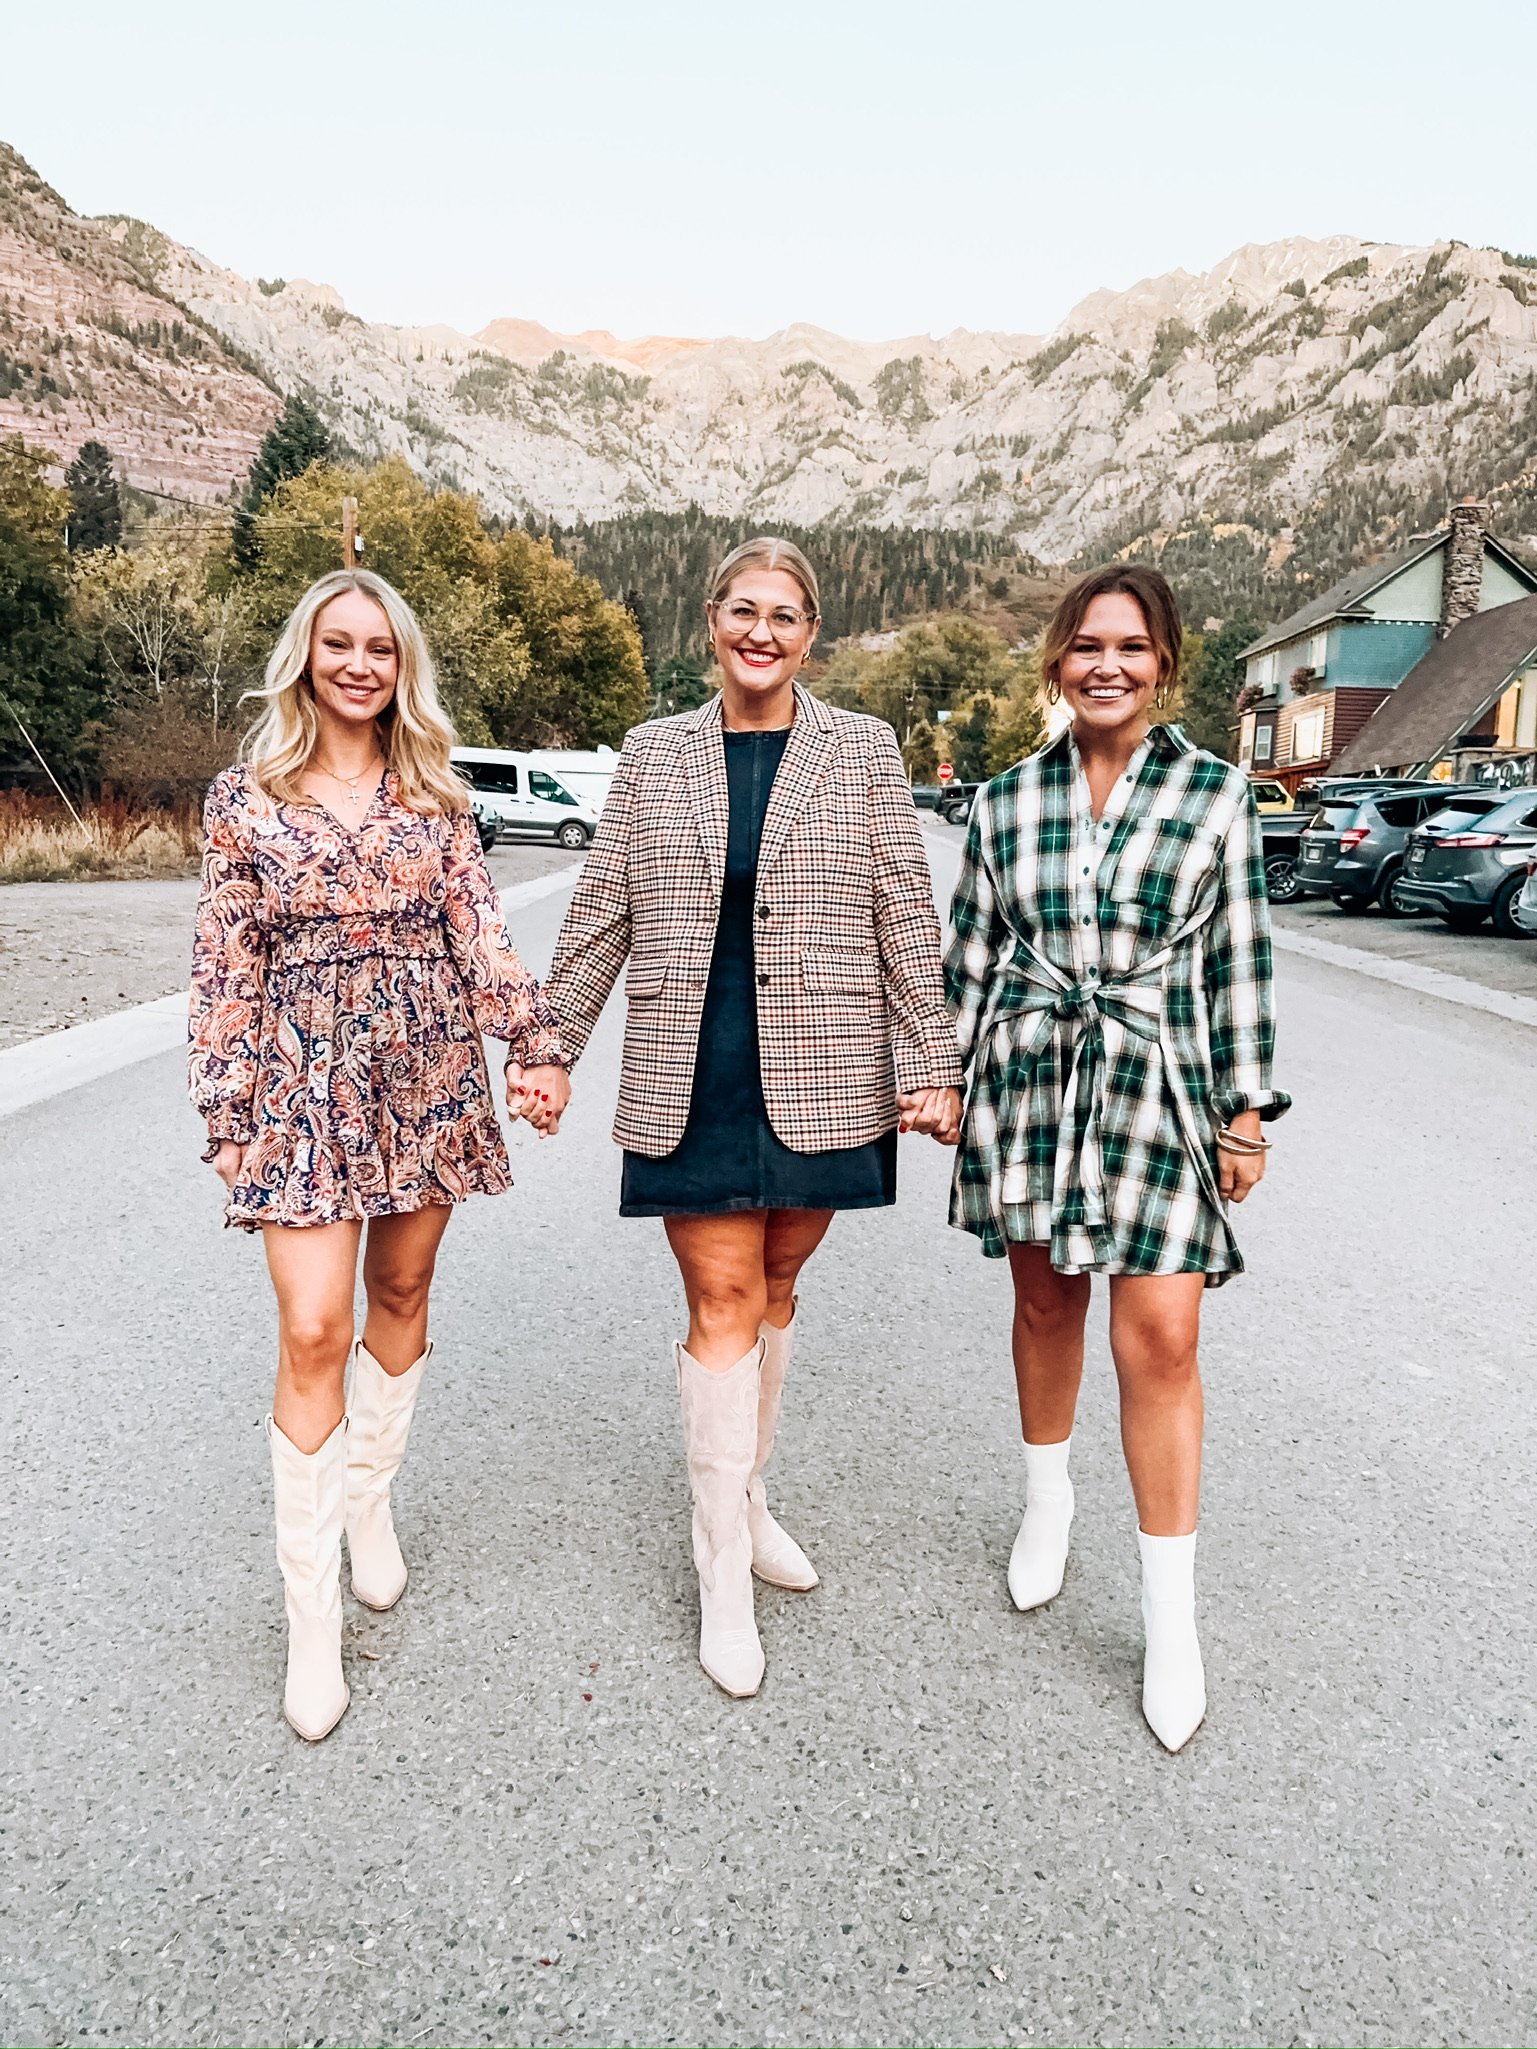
[341,496,359,569]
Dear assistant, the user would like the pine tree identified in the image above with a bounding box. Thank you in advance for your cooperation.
[64,441,122,553]
[232,394,332,569]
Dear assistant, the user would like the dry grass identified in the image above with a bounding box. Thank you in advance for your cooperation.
[0,792,202,884]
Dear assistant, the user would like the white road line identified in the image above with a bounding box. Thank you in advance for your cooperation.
[923,823,1537,1032]
[0,861,588,1121]
[500,859,586,912]
[1271,927,1537,1031]
[0,991,189,1119]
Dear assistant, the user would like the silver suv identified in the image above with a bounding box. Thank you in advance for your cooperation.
[1296,783,1486,916]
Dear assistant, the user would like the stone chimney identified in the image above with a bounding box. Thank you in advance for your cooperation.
[1438,497,1489,637]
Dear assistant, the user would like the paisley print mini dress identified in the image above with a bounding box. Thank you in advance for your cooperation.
[189,765,565,1231]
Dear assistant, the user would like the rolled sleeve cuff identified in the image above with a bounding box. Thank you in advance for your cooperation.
[1211,1086,1292,1124]
[201,1107,254,1159]
[507,1028,569,1072]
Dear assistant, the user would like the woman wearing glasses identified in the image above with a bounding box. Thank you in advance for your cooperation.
[545,537,961,1698]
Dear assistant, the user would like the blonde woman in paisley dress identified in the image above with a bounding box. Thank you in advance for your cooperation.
[189,570,571,1741]
[946,565,1289,1752]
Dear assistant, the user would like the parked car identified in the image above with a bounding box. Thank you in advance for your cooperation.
[1518,853,1537,933]
[1259,811,1309,902]
[938,780,981,826]
[911,784,943,812]
[1248,778,1297,814]
[1395,786,1537,935]
[452,747,601,850]
[472,805,498,856]
[1295,781,1484,916]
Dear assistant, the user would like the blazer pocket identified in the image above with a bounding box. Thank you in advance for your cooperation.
[801,947,881,1005]
[626,956,668,1000]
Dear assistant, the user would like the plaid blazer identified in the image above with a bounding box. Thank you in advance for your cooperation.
[545,685,962,1156]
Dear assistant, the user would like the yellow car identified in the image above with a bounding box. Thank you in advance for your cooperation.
[1248,778,1296,814]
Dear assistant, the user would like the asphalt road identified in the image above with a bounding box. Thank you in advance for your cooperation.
[3,855,1535,2048]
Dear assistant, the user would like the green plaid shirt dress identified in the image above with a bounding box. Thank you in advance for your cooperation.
[945,723,1290,1285]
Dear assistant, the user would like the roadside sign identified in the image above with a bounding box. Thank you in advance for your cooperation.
[938,763,954,782]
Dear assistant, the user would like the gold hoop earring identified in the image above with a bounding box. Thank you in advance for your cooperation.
[1045,678,1062,705]
[1154,684,1169,710]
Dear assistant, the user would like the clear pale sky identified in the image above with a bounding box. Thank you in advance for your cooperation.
[3,0,1532,343]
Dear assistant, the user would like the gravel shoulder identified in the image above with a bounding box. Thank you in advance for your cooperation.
[0,840,578,1049]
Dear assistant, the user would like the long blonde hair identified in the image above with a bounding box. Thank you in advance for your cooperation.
[242,569,468,814]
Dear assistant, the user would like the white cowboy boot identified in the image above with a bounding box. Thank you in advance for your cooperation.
[1139,1529,1206,1752]
[749,1310,818,1591]
[266,1415,349,1741]
[677,1341,765,1698]
[1007,1435,1074,1611]
[345,1338,431,1611]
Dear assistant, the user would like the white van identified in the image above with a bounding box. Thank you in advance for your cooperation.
[451,748,604,850]
[529,747,618,813]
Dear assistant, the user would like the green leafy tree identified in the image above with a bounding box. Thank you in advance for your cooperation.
[1174,617,1257,760]
[0,437,99,780]
[232,392,333,569]
[986,641,1048,772]
[64,441,122,553]
[238,456,646,746]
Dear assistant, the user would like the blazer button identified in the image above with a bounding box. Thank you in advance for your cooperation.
[757,972,769,987]
[757,902,770,919]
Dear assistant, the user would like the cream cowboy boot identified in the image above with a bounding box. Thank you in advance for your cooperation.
[749,1309,819,1591]
[677,1341,766,1698]
[267,1415,350,1742]
[1139,1529,1206,1753]
[1007,1435,1074,1611]
[345,1338,431,1612]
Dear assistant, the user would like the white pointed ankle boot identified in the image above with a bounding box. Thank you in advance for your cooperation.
[345,1337,431,1611]
[677,1341,765,1698]
[267,1415,350,1741]
[749,1309,818,1592]
[1139,1529,1206,1752]
[1007,1435,1074,1611]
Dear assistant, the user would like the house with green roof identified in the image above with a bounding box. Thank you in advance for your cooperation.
[1236,502,1537,789]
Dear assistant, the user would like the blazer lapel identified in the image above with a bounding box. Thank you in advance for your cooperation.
[757,683,836,885]
[683,692,729,896]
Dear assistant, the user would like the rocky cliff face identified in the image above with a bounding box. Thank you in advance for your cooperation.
[5,141,1536,570]
[0,146,279,501]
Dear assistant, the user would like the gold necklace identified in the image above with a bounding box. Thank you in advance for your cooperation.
[313,754,383,804]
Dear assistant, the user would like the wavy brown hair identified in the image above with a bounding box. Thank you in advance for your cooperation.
[1041,564,1182,692]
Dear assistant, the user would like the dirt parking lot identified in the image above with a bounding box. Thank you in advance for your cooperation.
[0,840,577,1049]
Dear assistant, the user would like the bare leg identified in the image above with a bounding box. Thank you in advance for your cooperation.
[264,1221,363,1452]
[664,1211,771,1368]
[361,1203,454,1372]
[762,1208,834,1330]
[1108,1272,1206,1536]
[1005,1243,1091,1444]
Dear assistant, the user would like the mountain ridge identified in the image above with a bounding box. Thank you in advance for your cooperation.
[4,141,1537,595]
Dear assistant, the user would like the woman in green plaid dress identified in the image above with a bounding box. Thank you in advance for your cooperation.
[945,565,1289,1752]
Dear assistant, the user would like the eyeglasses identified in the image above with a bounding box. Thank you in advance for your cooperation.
[711,599,818,642]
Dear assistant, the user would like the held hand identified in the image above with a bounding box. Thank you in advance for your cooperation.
[1218,1110,1268,1204]
[507,1062,571,1138]
[210,1140,246,1190]
[899,1086,962,1146]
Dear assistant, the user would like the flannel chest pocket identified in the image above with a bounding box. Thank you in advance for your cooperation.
[1108,816,1224,932]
